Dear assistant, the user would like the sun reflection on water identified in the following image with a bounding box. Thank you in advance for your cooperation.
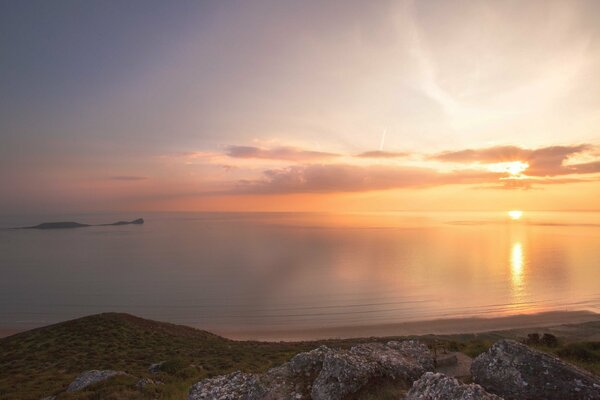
[510,242,525,301]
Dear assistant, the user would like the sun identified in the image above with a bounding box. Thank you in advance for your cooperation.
[488,161,529,176]
[508,210,523,220]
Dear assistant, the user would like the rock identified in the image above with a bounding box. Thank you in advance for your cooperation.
[66,370,127,392]
[188,371,267,400]
[285,345,331,377]
[149,361,165,373]
[387,340,435,372]
[472,339,600,400]
[406,372,503,399]
[310,341,433,400]
[136,377,162,388]
[311,348,380,400]
[261,345,333,399]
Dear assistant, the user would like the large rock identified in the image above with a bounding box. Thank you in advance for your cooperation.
[66,370,127,392]
[187,340,433,400]
[261,345,333,399]
[311,341,432,400]
[406,372,503,399]
[188,371,267,400]
[471,339,600,400]
[310,347,380,400]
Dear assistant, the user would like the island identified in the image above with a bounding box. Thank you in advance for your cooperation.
[18,218,144,229]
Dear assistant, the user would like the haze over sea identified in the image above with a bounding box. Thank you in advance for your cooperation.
[1,211,599,339]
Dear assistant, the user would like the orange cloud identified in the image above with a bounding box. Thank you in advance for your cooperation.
[432,144,597,177]
[232,164,502,194]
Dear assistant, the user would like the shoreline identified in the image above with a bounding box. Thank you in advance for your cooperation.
[4,309,598,341]
[216,310,600,341]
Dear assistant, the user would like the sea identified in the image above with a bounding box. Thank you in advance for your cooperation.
[1,211,599,339]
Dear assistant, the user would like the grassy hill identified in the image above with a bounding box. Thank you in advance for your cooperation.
[1,313,599,400]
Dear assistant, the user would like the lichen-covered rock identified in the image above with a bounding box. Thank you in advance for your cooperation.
[387,340,435,372]
[472,339,600,400]
[311,348,380,400]
[310,341,433,400]
[406,372,503,399]
[285,345,331,377]
[188,371,267,400]
[66,370,127,392]
[261,345,333,399]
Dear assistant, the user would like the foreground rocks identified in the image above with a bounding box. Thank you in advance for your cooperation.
[472,340,600,400]
[66,369,127,392]
[189,340,434,400]
[406,372,503,400]
[189,338,600,400]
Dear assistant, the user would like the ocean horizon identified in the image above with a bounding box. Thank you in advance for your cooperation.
[2,211,599,339]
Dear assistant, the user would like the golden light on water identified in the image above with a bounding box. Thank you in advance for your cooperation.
[510,242,525,299]
[508,210,523,220]
[511,243,524,278]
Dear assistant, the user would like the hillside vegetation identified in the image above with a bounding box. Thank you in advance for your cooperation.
[1,313,598,400]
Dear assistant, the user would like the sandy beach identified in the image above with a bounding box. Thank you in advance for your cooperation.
[218,310,600,341]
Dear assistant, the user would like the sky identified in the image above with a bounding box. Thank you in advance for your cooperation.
[1,0,600,214]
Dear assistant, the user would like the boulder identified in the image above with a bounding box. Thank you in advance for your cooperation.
[188,371,267,400]
[310,341,433,399]
[406,372,503,399]
[261,345,333,399]
[471,339,600,400]
[66,370,127,392]
[311,348,380,400]
[387,340,435,372]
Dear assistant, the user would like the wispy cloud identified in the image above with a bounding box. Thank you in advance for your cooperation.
[355,150,410,159]
[225,145,340,162]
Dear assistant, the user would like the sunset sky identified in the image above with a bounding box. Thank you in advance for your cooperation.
[1,0,600,214]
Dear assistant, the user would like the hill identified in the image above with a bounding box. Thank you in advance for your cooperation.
[1,313,599,399]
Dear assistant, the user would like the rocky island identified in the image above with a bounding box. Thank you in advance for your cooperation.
[17,218,144,229]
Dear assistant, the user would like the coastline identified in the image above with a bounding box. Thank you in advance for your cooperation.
[216,310,600,341]
[4,309,598,341]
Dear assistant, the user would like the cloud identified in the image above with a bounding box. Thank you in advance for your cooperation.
[225,145,340,162]
[432,144,595,176]
[355,150,410,158]
[569,160,600,174]
[232,164,502,194]
[109,176,148,181]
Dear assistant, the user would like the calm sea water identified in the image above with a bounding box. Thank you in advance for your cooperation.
[1,212,599,337]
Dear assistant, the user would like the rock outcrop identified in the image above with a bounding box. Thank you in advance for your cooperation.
[188,340,433,400]
[66,370,127,392]
[312,341,431,400]
[406,372,503,399]
[188,339,600,400]
[471,340,600,400]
